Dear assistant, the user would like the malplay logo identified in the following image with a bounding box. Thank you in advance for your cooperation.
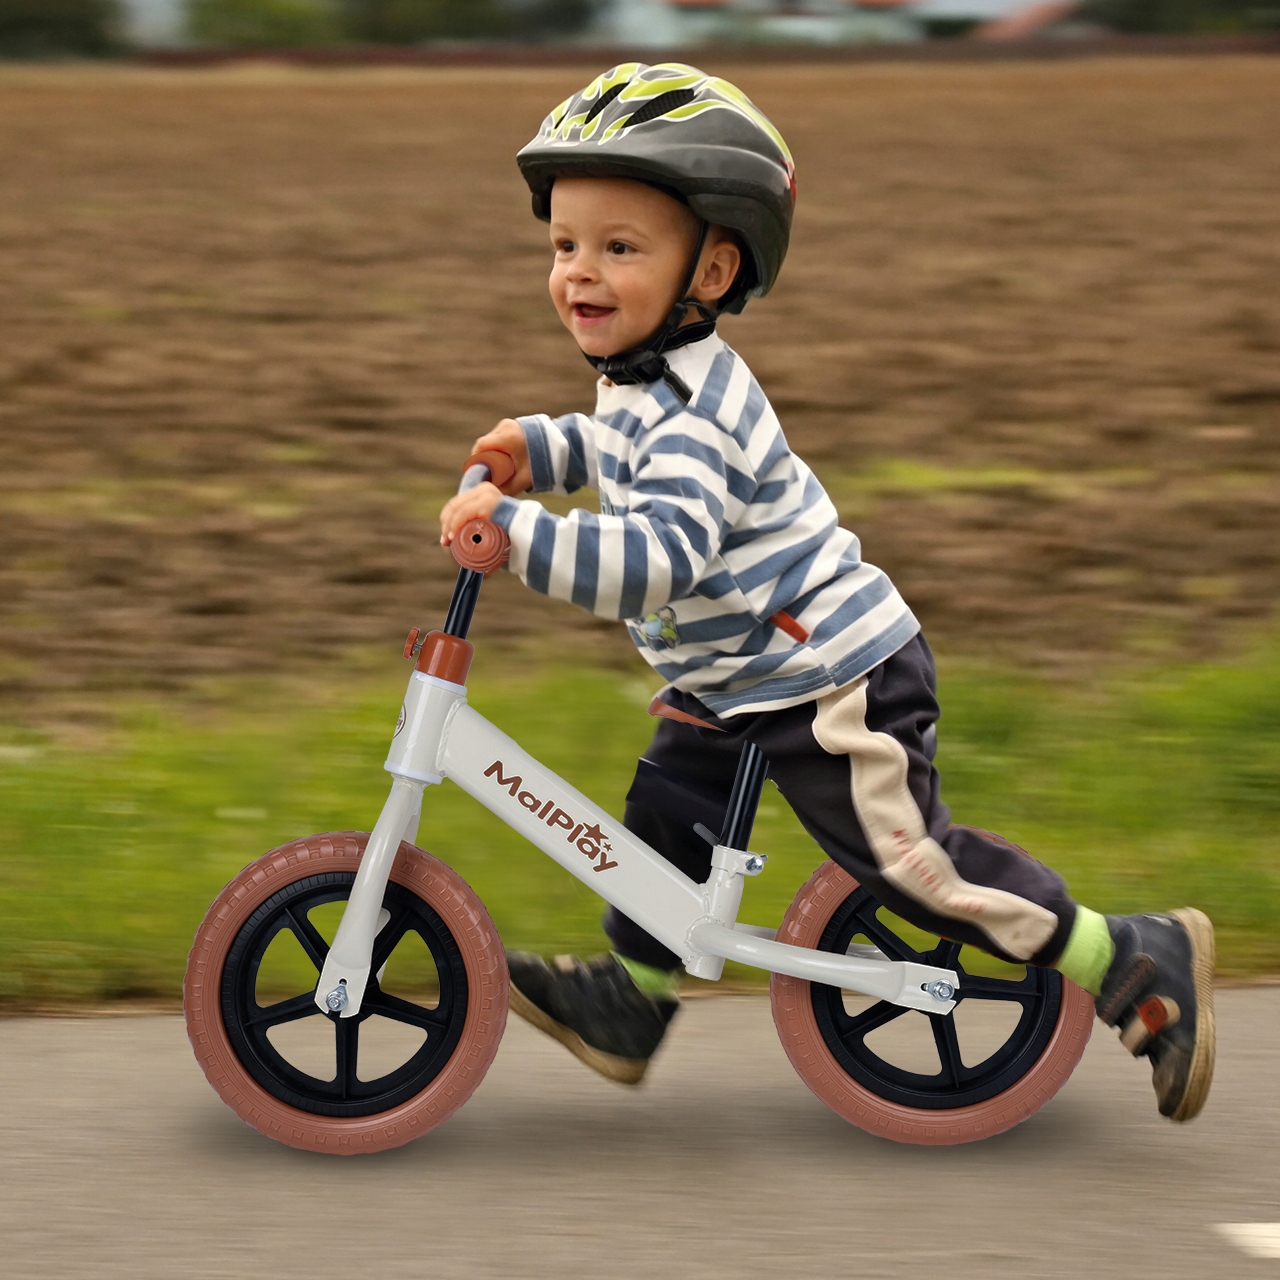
[484,760,618,872]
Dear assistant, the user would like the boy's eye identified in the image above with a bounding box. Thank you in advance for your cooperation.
[555,239,575,254]
[608,241,632,255]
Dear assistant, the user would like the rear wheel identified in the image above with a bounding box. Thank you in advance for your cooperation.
[771,861,1093,1144]
[185,832,507,1154]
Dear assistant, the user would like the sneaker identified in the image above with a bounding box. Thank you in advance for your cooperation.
[1096,909,1216,1122]
[505,952,679,1085]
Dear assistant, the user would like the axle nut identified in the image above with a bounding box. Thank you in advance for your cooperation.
[325,981,349,1013]
[926,979,956,1002]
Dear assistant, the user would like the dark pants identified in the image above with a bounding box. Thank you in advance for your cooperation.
[605,634,1077,971]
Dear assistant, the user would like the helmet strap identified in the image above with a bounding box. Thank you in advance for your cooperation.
[583,221,718,405]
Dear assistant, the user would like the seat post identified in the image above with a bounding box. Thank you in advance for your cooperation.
[721,740,768,851]
[686,740,771,980]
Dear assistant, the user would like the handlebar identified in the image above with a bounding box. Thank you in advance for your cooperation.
[459,449,517,493]
[449,455,511,575]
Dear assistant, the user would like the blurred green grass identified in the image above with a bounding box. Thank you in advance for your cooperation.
[2,638,1279,1006]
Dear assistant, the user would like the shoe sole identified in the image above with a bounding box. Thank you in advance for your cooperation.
[1170,907,1216,1122]
[507,983,649,1086]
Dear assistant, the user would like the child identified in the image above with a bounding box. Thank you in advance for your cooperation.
[439,63,1215,1121]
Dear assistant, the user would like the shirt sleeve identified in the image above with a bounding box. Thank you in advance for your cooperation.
[490,410,751,620]
[517,412,599,495]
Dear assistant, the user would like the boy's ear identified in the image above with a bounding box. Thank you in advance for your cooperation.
[691,232,743,306]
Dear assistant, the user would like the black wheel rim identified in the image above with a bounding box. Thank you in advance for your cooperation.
[810,884,1063,1110]
[220,870,469,1118]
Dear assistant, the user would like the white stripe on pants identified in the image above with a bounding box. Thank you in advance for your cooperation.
[812,679,1058,962]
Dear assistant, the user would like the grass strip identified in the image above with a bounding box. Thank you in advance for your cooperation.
[2,640,1279,1006]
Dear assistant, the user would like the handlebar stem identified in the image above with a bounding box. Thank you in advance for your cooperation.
[443,568,484,639]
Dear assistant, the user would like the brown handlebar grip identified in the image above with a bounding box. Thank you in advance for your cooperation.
[463,449,517,493]
[451,517,510,575]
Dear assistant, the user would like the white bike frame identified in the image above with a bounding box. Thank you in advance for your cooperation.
[313,666,960,1021]
[314,461,958,1022]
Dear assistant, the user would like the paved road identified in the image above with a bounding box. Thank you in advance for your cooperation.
[1,989,1277,1279]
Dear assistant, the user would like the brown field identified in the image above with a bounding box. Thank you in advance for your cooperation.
[2,58,1278,707]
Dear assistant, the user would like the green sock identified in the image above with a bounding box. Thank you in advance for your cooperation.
[1054,906,1114,996]
[614,953,679,1000]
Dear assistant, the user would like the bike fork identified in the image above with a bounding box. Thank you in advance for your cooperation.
[312,775,426,1017]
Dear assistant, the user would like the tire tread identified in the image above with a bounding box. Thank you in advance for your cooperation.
[184,832,507,1154]
[769,861,1093,1146]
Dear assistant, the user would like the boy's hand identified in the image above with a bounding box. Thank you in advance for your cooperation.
[470,419,533,495]
[440,482,504,547]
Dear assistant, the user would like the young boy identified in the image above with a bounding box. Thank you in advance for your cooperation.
[439,64,1215,1121]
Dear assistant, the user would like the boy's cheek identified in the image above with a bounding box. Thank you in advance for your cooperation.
[548,281,573,327]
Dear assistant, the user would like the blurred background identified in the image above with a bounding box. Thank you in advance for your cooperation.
[2,0,1280,53]
[0,13,1277,1009]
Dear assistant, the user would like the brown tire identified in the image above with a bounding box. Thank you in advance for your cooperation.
[184,832,507,1155]
[770,861,1094,1146]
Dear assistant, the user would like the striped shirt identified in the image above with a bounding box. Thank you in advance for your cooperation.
[490,333,919,717]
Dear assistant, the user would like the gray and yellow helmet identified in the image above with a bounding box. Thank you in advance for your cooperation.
[516,63,796,315]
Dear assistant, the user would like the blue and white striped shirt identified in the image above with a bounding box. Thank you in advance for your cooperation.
[490,333,919,717]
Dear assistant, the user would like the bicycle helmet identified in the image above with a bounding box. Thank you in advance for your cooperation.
[516,63,795,401]
[518,62,795,314]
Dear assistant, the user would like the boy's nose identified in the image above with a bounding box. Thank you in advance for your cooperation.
[565,254,601,283]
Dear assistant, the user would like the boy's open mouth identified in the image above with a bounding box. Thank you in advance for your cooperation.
[572,303,616,324]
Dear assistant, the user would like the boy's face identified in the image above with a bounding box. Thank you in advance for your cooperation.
[548,177,702,358]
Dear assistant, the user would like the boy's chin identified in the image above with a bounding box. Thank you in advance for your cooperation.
[565,316,650,359]
[573,331,649,360]
[572,327,624,358]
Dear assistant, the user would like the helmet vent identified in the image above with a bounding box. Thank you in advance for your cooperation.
[583,82,627,126]
[624,88,696,130]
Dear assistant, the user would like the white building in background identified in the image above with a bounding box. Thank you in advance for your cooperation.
[590,0,922,45]
[594,0,1091,45]
[118,0,188,46]
[114,0,1054,50]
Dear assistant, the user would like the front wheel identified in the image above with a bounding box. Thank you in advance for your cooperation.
[185,832,507,1154]
[771,861,1093,1145]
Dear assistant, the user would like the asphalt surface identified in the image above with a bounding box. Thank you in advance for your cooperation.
[1,989,1277,1279]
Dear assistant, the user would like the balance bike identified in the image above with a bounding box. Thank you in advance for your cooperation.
[184,460,1093,1154]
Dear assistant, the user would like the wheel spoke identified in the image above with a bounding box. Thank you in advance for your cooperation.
[850,901,925,964]
[247,992,321,1029]
[285,907,330,972]
[777,881,1075,1117]
[930,1013,965,1088]
[362,988,448,1032]
[217,869,479,1121]
[959,975,1038,1002]
[335,1018,360,1099]
[369,907,412,976]
[839,998,910,1041]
